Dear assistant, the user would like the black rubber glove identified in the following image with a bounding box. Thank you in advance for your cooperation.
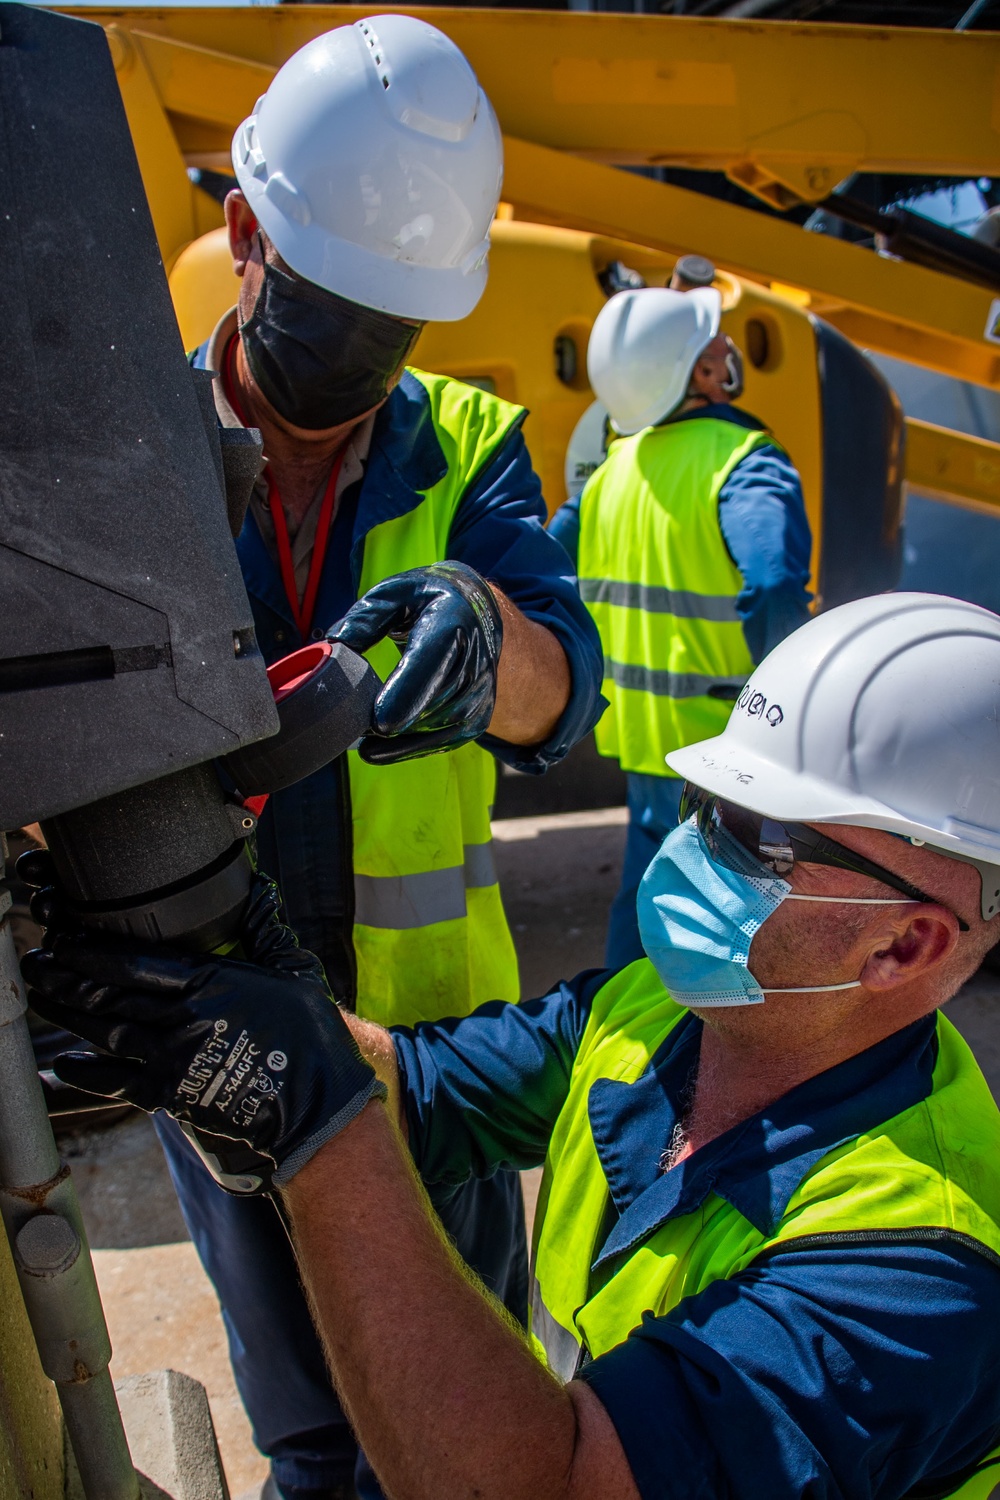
[20,872,386,1192]
[327,561,503,764]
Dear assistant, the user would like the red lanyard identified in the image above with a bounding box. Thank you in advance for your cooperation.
[224,335,345,641]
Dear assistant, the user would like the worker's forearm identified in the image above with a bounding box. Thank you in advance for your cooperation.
[282,1103,634,1500]
[488,586,571,745]
[344,1013,404,1131]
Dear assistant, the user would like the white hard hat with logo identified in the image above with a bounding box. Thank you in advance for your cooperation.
[232,15,503,322]
[668,592,1000,921]
[587,286,721,436]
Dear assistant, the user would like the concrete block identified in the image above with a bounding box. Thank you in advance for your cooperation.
[119,1371,230,1500]
[65,1369,229,1500]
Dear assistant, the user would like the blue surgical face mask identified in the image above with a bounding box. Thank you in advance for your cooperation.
[637,816,867,1008]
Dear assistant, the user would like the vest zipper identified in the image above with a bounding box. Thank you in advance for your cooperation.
[747,1226,1000,1275]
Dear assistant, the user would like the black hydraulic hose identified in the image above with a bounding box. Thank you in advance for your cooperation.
[817,191,1000,293]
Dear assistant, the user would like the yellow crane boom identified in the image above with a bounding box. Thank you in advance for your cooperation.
[65,5,1000,524]
[70,7,1000,394]
[502,136,1000,392]
[79,8,1000,195]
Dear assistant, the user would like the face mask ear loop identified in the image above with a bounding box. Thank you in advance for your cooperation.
[720,341,744,399]
[755,888,878,997]
[244,230,269,325]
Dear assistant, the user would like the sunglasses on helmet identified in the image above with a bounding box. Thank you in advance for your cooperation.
[678,783,970,933]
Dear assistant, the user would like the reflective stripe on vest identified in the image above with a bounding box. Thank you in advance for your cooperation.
[354,840,497,929]
[579,578,740,623]
[603,660,746,702]
[348,369,522,1029]
[530,1273,582,1382]
[934,1442,1000,1500]
[529,960,1000,1499]
[578,419,773,776]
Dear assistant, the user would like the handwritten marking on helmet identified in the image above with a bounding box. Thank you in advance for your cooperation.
[697,753,753,786]
[737,686,783,728]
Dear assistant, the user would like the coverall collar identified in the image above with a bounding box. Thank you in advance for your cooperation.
[590,1009,938,1268]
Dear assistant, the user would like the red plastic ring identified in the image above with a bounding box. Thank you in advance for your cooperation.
[265,641,334,705]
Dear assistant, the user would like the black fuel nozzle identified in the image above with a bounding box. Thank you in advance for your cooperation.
[34,640,380,1190]
[38,641,379,953]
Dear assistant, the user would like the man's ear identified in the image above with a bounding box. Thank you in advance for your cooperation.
[687,354,712,399]
[225,190,258,277]
[860,908,961,992]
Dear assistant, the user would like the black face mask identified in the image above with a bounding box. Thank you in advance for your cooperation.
[239,243,422,430]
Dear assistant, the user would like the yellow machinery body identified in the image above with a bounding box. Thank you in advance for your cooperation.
[171,221,823,577]
[69,5,1000,588]
[72,6,1000,386]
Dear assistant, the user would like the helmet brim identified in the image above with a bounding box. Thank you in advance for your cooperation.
[667,735,1000,867]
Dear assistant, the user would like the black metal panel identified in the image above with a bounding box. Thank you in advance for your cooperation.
[812,317,904,611]
[0,4,277,828]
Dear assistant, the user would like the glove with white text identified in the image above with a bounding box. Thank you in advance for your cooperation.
[20,873,386,1191]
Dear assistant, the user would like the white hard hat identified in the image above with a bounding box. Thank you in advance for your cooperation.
[564,399,611,499]
[668,593,1000,920]
[587,286,721,436]
[232,16,503,322]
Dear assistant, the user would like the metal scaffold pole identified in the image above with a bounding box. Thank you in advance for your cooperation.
[0,838,139,1500]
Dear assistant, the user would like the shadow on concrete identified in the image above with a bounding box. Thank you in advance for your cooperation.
[494,734,625,820]
[63,1114,189,1250]
[948,975,1000,1103]
[494,810,627,1001]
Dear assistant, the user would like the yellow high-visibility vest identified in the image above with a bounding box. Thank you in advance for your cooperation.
[349,369,521,1027]
[578,417,775,777]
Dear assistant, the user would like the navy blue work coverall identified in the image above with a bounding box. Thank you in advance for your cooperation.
[157,359,604,1499]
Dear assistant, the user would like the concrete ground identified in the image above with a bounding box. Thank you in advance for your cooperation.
[60,806,1000,1496]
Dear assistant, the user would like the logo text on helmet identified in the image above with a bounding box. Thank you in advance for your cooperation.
[736,686,783,728]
